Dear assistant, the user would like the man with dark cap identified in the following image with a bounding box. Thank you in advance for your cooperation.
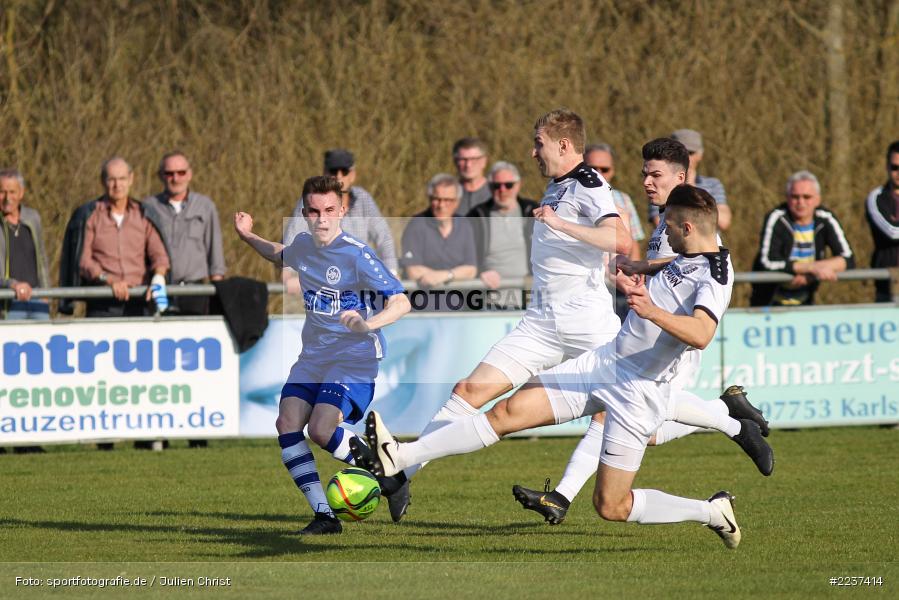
[282,149,397,295]
[648,129,731,232]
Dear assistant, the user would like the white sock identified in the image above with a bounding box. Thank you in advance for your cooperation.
[554,420,604,502]
[671,392,741,438]
[403,393,479,478]
[627,489,711,524]
[396,413,500,471]
[324,426,360,465]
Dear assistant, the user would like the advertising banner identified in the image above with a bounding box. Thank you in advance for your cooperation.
[0,318,240,444]
[685,305,899,428]
[241,305,899,437]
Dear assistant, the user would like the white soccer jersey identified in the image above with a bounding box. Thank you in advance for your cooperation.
[530,163,620,304]
[647,216,676,259]
[615,249,734,381]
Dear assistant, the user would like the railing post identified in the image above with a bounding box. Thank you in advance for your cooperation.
[890,267,899,305]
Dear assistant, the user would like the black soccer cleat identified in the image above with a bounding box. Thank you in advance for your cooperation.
[512,478,570,525]
[385,478,412,523]
[720,385,769,437]
[349,437,377,473]
[350,438,411,523]
[731,419,774,476]
[298,512,342,535]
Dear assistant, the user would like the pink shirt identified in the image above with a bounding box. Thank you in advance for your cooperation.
[79,198,169,285]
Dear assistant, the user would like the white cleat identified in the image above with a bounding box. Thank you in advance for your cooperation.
[365,410,401,477]
[707,491,741,549]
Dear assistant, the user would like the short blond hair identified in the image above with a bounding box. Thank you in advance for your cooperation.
[534,109,586,154]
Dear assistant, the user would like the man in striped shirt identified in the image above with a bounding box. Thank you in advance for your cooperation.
[751,170,854,306]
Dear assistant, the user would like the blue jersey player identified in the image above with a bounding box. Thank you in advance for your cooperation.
[234,175,411,534]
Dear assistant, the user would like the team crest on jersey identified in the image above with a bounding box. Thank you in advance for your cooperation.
[326,266,341,284]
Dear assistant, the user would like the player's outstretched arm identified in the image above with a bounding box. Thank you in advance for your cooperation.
[627,283,718,349]
[340,293,411,333]
[234,211,284,267]
[613,254,674,277]
[533,207,632,255]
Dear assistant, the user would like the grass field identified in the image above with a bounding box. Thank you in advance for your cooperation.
[1,427,897,599]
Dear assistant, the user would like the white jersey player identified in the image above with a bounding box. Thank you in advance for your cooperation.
[513,138,770,525]
[365,185,775,550]
[351,109,632,521]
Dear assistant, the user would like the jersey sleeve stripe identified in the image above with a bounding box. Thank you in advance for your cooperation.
[759,209,787,271]
[866,187,899,240]
[815,209,854,259]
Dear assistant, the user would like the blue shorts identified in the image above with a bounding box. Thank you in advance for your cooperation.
[280,356,378,424]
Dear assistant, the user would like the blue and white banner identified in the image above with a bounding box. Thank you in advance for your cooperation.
[0,319,240,444]
[241,305,899,437]
[686,304,899,428]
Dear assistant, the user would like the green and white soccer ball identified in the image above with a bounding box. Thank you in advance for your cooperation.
[326,468,381,521]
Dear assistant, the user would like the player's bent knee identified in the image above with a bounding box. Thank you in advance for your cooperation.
[592,492,629,522]
[275,415,299,435]
[452,379,486,407]
[306,422,337,448]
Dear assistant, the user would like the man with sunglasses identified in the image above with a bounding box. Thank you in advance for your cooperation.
[865,140,899,303]
[283,149,398,297]
[453,137,492,215]
[649,130,731,232]
[142,151,226,316]
[585,143,644,261]
[400,173,477,307]
[751,170,854,306]
[467,161,537,308]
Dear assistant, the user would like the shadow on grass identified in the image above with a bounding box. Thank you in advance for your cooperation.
[0,516,442,559]
[144,511,635,539]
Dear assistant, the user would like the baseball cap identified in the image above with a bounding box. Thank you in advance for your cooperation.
[671,129,703,153]
[324,149,355,172]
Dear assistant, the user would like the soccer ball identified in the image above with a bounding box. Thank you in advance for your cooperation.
[326,467,381,521]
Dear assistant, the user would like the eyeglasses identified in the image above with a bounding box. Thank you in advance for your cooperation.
[162,169,188,178]
[490,182,517,191]
[789,194,815,201]
[328,168,351,176]
[889,164,899,172]
[429,196,458,203]
[589,165,612,175]
[455,155,485,163]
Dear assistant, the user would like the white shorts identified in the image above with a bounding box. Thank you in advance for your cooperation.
[481,290,621,387]
[538,342,671,471]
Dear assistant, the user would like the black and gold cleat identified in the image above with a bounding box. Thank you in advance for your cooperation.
[721,385,769,437]
[731,419,774,476]
[512,478,570,525]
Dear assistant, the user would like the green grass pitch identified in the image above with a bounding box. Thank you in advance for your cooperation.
[1,427,896,599]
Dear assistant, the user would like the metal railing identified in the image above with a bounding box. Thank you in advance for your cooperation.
[0,268,895,301]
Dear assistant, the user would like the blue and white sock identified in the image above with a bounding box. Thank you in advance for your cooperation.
[279,431,332,516]
[324,426,362,465]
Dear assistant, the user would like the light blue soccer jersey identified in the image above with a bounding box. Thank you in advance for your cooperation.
[282,231,404,361]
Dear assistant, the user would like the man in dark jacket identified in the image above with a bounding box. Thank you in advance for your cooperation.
[751,170,854,306]
[467,161,537,308]
[1,169,51,319]
[865,140,899,303]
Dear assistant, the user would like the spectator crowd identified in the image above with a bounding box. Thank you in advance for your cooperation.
[2,135,899,322]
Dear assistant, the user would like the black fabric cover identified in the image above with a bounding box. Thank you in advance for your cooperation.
[211,277,269,353]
